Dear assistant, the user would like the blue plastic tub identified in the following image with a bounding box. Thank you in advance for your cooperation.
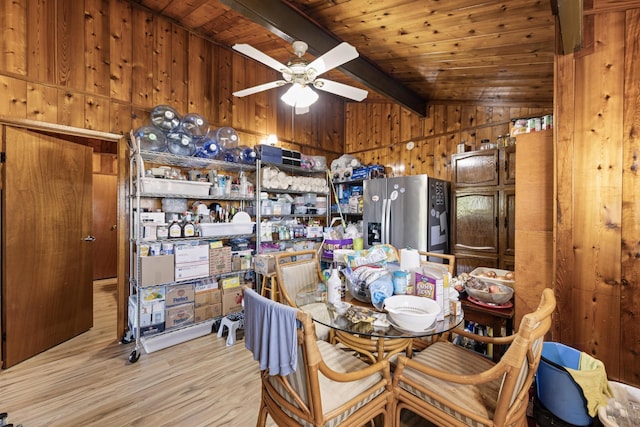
[535,342,594,426]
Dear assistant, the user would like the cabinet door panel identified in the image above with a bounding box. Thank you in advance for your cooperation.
[502,146,517,185]
[451,150,499,187]
[452,190,499,253]
[454,253,499,275]
[501,188,516,257]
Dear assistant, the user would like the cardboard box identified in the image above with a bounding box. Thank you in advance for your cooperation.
[140,285,165,302]
[175,244,209,264]
[165,283,195,306]
[232,250,253,271]
[220,275,240,290]
[136,255,174,286]
[194,303,222,322]
[254,253,277,274]
[165,303,195,329]
[195,288,221,307]
[194,279,219,292]
[209,246,232,275]
[175,261,210,281]
[128,295,165,337]
[222,287,244,315]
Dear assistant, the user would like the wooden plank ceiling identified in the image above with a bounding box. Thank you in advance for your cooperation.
[131,0,556,113]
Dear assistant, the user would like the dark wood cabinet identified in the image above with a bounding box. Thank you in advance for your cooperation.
[451,147,515,274]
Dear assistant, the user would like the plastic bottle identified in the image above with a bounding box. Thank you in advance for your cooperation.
[182,219,195,238]
[393,270,408,294]
[166,131,196,156]
[327,264,342,305]
[134,126,167,152]
[180,113,209,138]
[150,104,181,132]
[195,136,221,159]
[168,219,182,238]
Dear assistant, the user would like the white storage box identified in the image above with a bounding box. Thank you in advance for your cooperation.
[175,244,210,264]
[139,177,211,197]
[198,222,255,237]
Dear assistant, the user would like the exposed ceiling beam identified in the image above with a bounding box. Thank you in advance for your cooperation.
[219,0,428,117]
[551,0,583,54]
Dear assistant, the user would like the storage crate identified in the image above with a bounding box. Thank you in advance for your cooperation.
[139,177,211,196]
[198,222,255,237]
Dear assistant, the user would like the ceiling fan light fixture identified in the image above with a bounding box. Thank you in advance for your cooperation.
[281,83,319,109]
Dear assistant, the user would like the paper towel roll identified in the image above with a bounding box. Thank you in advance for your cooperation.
[400,248,420,271]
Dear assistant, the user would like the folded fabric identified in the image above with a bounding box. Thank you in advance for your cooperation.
[243,288,298,376]
[566,352,613,417]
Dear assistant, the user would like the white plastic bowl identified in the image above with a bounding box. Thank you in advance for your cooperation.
[383,295,440,332]
[464,279,514,304]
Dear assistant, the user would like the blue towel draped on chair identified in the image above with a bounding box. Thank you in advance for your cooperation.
[243,288,298,376]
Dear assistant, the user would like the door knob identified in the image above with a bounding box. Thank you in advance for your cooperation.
[110,224,117,231]
[82,235,96,242]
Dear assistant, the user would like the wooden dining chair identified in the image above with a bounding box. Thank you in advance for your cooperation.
[242,287,394,427]
[391,288,556,427]
[274,250,326,307]
[273,249,334,341]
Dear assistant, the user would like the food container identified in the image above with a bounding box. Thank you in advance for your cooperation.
[464,279,514,305]
[139,178,211,197]
[469,267,515,287]
[384,295,441,332]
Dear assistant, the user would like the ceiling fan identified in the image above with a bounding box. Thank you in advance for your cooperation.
[232,40,368,114]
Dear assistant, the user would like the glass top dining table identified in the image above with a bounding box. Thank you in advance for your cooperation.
[299,294,464,363]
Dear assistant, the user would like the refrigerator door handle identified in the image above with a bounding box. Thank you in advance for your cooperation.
[381,198,388,244]
[384,197,392,244]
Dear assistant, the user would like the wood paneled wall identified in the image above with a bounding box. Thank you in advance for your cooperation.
[0,0,344,156]
[554,3,640,385]
[344,102,550,181]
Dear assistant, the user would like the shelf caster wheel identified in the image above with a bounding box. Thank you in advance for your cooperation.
[121,335,133,344]
[128,349,140,363]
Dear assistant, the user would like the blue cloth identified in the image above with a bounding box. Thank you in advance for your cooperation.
[243,288,298,376]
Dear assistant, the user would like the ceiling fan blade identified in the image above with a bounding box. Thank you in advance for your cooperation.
[313,79,368,101]
[233,80,287,97]
[306,42,359,77]
[232,44,290,73]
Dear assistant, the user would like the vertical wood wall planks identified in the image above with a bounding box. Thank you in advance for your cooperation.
[58,89,85,128]
[1,0,27,75]
[109,0,132,103]
[85,0,110,96]
[572,11,623,369]
[170,24,188,114]
[187,33,212,116]
[130,7,154,108]
[153,18,173,107]
[620,8,640,383]
[27,82,57,121]
[27,0,56,83]
[56,0,85,89]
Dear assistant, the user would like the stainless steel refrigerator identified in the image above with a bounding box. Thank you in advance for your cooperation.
[363,175,450,253]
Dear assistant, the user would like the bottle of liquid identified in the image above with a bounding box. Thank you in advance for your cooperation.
[150,104,181,132]
[180,113,209,138]
[166,131,196,156]
[327,264,342,306]
[182,214,195,238]
[168,218,182,238]
[195,136,221,159]
[134,126,167,152]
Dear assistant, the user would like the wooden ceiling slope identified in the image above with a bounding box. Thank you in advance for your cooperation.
[131,0,555,113]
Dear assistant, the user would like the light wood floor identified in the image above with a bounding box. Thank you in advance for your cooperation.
[0,280,423,427]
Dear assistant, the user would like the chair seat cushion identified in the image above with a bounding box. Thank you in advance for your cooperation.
[397,341,501,423]
[317,340,386,417]
[268,340,386,426]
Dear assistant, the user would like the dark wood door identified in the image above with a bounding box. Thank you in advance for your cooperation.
[2,127,93,368]
[92,173,117,280]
